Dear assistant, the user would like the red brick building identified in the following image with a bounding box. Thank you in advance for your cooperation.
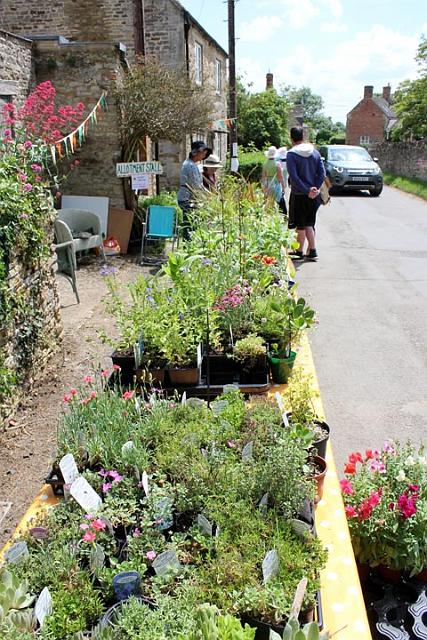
[346,85,398,146]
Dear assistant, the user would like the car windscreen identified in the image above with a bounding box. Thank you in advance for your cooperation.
[328,148,372,162]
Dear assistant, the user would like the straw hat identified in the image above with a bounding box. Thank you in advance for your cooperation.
[265,146,277,159]
[203,153,222,168]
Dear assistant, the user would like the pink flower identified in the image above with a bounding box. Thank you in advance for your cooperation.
[90,390,97,399]
[397,493,417,519]
[91,519,106,531]
[123,390,135,400]
[383,440,396,455]
[146,550,157,561]
[133,528,141,538]
[368,490,382,508]
[85,514,94,520]
[79,523,90,530]
[112,364,121,372]
[19,213,29,219]
[82,531,97,543]
[98,469,108,478]
[83,375,93,384]
[340,479,354,495]
[31,163,42,173]
[345,505,357,518]
[70,388,78,396]
[24,140,33,149]
[3,129,11,137]
[227,440,236,448]
[389,502,395,511]
[100,369,109,378]
[18,172,27,182]
[23,183,33,192]
[109,470,123,482]
[102,482,112,493]
[63,394,72,403]
[35,175,42,182]
[369,459,386,473]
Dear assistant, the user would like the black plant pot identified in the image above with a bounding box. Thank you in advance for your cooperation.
[241,614,286,639]
[202,352,239,384]
[239,354,268,384]
[312,421,330,460]
[111,350,136,383]
[45,465,65,496]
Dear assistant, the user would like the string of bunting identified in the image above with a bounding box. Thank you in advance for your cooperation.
[50,92,108,164]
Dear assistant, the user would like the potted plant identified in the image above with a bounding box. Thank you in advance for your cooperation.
[232,334,267,384]
[341,440,427,580]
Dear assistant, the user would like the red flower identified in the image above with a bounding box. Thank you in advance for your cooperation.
[368,490,382,508]
[344,462,356,475]
[340,479,354,495]
[397,493,418,519]
[365,449,374,460]
[358,500,373,521]
[408,484,419,493]
[389,502,395,510]
[123,390,135,400]
[348,452,363,465]
[345,505,357,518]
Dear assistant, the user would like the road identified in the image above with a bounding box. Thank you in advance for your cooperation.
[295,186,427,470]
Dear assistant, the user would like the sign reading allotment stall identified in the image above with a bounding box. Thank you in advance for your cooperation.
[116,161,163,177]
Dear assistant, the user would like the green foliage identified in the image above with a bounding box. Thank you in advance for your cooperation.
[188,604,256,639]
[391,36,427,140]
[383,172,427,200]
[0,570,35,632]
[238,149,265,183]
[270,617,329,639]
[237,79,291,149]
[232,334,265,369]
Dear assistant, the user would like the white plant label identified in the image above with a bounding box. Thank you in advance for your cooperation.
[291,577,308,619]
[70,476,102,513]
[258,493,269,514]
[181,391,187,405]
[59,453,80,485]
[242,441,253,461]
[121,441,134,454]
[141,470,149,496]
[197,514,213,536]
[152,550,181,576]
[35,587,53,627]
[6,541,29,564]
[291,519,313,539]
[275,392,289,426]
[262,549,279,583]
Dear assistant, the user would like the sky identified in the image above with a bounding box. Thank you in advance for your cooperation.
[179,0,427,124]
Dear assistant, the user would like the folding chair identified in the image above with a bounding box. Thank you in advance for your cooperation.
[54,219,80,303]
[140,205,178,265]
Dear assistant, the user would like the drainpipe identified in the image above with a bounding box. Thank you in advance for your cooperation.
[134,0,145,55]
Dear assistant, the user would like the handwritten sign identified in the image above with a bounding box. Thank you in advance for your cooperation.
[70,476,102,513]
[131,173,150,191]
[35,587,53,627]
[116,161,163,177]
[262,549,279,583]
[152,550,181,576]
[59,453,80,485]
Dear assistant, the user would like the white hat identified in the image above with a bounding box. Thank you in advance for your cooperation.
[203,153,222,168]
[276,146,287,160]
[265,145,277,159]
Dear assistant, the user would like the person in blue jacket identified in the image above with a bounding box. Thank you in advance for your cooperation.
[286,127,325,261]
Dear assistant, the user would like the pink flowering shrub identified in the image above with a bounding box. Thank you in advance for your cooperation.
[340,441,427,574]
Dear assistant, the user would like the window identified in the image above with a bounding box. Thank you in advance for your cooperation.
[215,59,222,94]
[195,42,203,85]
[359,135,371,146]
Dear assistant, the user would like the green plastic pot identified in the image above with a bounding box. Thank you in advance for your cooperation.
[268,350,297,384]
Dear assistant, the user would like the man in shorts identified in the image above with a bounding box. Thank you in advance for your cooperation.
[286,127,325,261]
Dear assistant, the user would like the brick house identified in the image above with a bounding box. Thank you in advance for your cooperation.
[346,85,398,147]
[0,0,228,201]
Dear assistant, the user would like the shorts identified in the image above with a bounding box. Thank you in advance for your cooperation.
[288,193,318,230]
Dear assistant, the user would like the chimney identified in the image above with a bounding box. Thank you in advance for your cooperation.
[266,72,274,90]
[382,85,391,103]
[364,85,373,99]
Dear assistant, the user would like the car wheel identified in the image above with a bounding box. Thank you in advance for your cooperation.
[369,185,383,197]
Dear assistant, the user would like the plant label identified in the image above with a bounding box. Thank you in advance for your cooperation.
[122,441,134,454]
[223,384,239,394]
[59,453,80,485]
[197,514,213,536]
[291,577,308,619]
[201,448,208,459]
[152,550,181,576]
[291,519,313,539]
[141,470,149,496]
[262,549,279,583]
[242,441,253,461]
[89,543,105,573]
[197,343,202,368]
[70,476,102,513]
[212,399,228,416]
[275,392,289,427]
[187,397,205,408]
[5,541,29,564]
[35,586,53,627]
[258,493,269,515]
[181,391,187,405]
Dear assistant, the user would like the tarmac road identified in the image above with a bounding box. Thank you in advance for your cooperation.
[295,186,427,470]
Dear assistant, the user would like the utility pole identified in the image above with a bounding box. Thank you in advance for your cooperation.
[228,0,238,171]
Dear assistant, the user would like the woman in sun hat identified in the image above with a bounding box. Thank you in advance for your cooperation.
[178,140,212,240]
[262,145,286,213]
[202,153,222,191]
[275,146,288,215]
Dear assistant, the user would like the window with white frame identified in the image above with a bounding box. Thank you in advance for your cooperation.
[195,42,203,85]
[359,135,371,145]
[215,59,222,94]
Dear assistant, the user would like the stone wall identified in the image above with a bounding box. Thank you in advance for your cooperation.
[35,40,127,207]
[371,139,427,182]
[0,30,34,110]
[1,237,62,424]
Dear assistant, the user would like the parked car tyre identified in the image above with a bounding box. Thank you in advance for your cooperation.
[369,185,383,197]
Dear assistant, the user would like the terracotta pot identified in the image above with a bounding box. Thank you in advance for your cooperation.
[377,564,402,584]
[167,367,199,386]
[309,455,327,504]
[135,367,165,385]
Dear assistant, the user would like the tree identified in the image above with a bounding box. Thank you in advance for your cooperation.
[391,36,427,140]
[115,56,215,160]
[237,79,291,149]
[281,86,323,126]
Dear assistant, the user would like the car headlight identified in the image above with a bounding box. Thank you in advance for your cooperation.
[372,166,380,175]
[331,165,344,173]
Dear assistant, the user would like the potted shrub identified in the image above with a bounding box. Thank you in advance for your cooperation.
[231,334,267,384]
[341,440,427,580]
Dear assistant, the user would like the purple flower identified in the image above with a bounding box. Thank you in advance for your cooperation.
[31,163,42,173]
[369,459,386,473]
[99,265,118,277]
[24,183,33,192]
[201,258,212,266]
[146,550,156,561]
[3,129,11,137]
[109,470,123,482]
[133,528,141,538]
[24,140,32,149]
[19,213,29,220]
[98,469,108,478]
[383,440,396,455]
[102,482,112,493]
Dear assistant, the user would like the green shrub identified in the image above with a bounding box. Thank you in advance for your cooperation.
[238,150,265,183]
[383,172,427,200]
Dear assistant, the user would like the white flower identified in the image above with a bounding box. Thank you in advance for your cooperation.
[396,470,406,481]
[418,455,427,465]
[406,455,415,466]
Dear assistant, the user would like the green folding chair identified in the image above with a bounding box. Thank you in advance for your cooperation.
[140,205,178,265]
[54,219,80,303]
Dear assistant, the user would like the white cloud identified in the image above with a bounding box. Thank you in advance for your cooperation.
[320,21,347,33]
[321,0,343,18]
[239,15,284,42]
[255,0,320,29]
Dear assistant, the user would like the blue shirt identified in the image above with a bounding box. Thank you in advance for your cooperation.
[177,159,203,203]
[286,146,325,195]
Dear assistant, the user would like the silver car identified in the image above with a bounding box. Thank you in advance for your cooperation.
[319,144,383,197]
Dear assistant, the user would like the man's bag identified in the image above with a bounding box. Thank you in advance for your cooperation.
[319,179,331,205]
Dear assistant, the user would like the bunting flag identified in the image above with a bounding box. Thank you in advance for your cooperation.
[50,92,108,164]
[211,117,237,132]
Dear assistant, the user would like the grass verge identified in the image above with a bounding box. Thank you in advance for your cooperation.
[383,172,427,201]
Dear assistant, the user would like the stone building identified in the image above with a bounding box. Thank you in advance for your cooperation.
[0,30,34,124]
[346,85,398,146]
[0,0,228,199]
